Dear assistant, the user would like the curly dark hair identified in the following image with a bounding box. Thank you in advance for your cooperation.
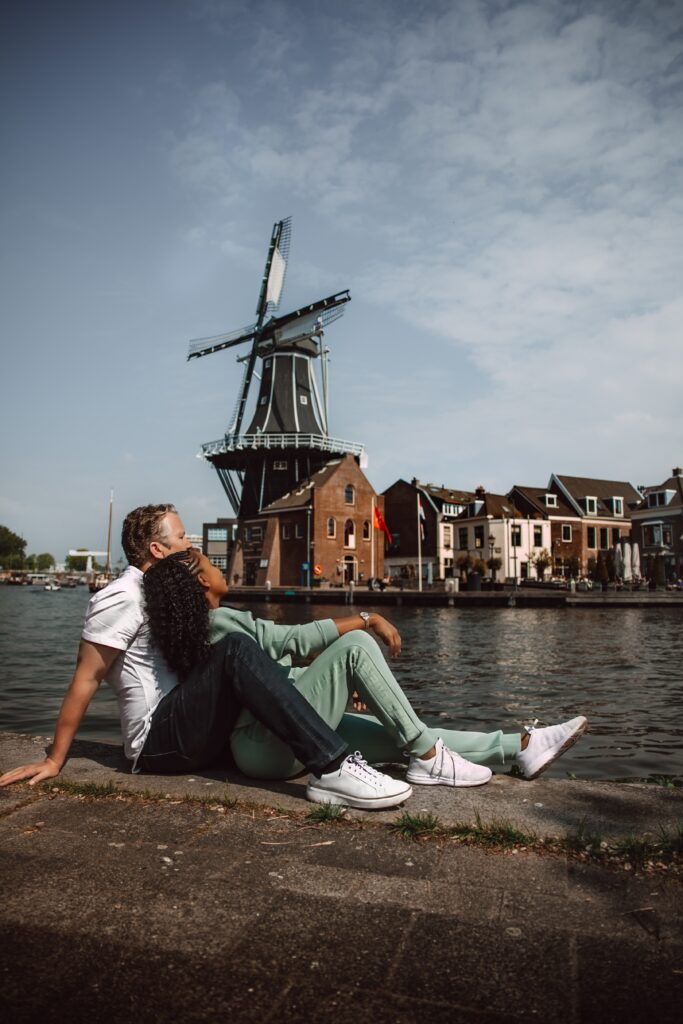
[143,550,210,682]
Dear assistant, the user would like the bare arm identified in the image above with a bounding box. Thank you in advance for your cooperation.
[332,613,401,658]
[0,640,120,788]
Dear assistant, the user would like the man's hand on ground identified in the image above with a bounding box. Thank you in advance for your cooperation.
[0,757,61,788]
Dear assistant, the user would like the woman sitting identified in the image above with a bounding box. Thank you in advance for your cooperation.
[142,549,587,794]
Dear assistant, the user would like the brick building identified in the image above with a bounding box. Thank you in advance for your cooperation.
[227,454,385,587]
[382,479,474,582]
[202,518,238,573]
[511,475,641,577]
[630,467,683,582]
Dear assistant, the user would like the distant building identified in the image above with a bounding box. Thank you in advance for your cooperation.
[630,467,683,581]
[202,518,238,572]
[452,487,549,583]
[382,479,474,582]
[186,533,203,552]
[227,454,384,587]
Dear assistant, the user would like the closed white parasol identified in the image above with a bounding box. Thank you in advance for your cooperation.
[622,541,632,582]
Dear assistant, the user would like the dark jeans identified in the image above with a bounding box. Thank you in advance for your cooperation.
[138,633,348,777]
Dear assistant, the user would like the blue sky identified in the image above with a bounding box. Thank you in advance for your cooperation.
[1,0,682,562]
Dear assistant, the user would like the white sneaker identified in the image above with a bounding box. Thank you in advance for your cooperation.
[406,738,492,787]
[516,716,588,780]
[306,752,412,810]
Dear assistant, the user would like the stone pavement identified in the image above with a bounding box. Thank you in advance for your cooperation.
[1,732,682,1023]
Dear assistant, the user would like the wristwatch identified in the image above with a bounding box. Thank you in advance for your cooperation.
[359,611,371,629]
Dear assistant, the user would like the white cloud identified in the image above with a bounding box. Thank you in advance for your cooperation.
[167,0,683,488]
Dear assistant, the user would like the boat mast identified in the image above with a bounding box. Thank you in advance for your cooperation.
[105,490,113,574]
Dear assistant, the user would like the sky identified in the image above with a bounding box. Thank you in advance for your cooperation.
[1,0,682,562]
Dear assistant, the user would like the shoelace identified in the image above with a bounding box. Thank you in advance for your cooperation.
[346,751,383,780]
[432,742,464,785]
[524,717,540,736]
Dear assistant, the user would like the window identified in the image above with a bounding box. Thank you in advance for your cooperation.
[344,484,355,505]
[474,525,484,549]
[644,524,662,547]
[533,526,543,548]
[599,527,609,550]
[281,524,291,540]
[587,527,596,549]
[259,396,267,405]
[327,517,336,539]
[363,520,371,540]
[299,395,308,405]
[295,523,304,539]
[612,527,620,544]
[443,525,452,549]
[612,497,623,516]
[344,519,355,548]
[207,528,228,541]
[264,359,272,368]
[562,524,572,542]
[545,494,557,508]
[663,524,673,546]
[458,527,468,550]
[511,525,521,547]
[273,460,288,470]
[585,496,597,515]
[209,556,227,570]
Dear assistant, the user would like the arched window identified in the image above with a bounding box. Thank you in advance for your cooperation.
[344,519,356,549]
[363,520,371,540]
[327,517,336,539]
[344,484,355,505]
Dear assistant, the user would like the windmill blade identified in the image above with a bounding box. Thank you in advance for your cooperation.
[263,290,350,339]
[187,322,258,361]
[231,338,260,437]
[255,217,292,323]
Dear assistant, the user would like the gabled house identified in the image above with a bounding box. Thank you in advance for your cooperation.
[546,474,642,575]
[630,467,683,582]
[508,486,583,578]
[453,487,551,582]
[227,454,384,587]
[382,479,474,582]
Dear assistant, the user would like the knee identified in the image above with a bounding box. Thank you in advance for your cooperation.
[335,628,380,659]
[218,632,258,666]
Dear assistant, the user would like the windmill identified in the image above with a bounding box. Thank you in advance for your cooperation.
[189,218,365,518]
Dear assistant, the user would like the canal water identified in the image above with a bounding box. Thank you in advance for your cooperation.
[1,587,681,781]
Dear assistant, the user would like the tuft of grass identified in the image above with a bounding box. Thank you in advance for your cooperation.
[390,811,444,839]
[45,780,129,799]
[450,813,535,849]
[614,834,657,870]
[659,823,683,856]
[305,803,347,824]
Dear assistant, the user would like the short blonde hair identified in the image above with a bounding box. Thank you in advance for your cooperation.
[121,504,177,567]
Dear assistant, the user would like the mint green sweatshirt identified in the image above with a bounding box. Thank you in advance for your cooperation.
[208,606,339,679]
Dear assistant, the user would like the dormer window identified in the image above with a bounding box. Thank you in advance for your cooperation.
[584,496,597,515]
[544,494,557,508]
[468,500,484,516]
[612,497,623,517]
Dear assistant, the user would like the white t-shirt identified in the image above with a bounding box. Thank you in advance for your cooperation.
[81,565,178,769]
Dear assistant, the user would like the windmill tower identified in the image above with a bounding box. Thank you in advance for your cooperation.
[188,218,365,519]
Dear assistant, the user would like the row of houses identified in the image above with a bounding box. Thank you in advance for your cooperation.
[201,458,683,587]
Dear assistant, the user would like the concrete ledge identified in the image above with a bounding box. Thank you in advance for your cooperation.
[3,731,681,842]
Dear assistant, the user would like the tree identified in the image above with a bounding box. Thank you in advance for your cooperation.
[565,555,580,578]
[0,525,26,569]
[456,553,473,579]
[37,553,56,571]
[471,557,487,576]
[66,549,101,572]
[534,548,552,580]
[486,556,502,582]
[595,551,609,586]
[605,549,616,583]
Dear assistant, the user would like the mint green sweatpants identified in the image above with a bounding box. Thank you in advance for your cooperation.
[230,629,521,780]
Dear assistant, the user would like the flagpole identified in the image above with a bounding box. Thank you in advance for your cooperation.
[417,491,423,592]
[370,496,375,581]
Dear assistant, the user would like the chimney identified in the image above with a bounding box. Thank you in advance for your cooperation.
[673,467,682,477]
[475,485,486,499]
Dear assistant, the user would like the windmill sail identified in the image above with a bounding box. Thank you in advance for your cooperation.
[265,246,286,308]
